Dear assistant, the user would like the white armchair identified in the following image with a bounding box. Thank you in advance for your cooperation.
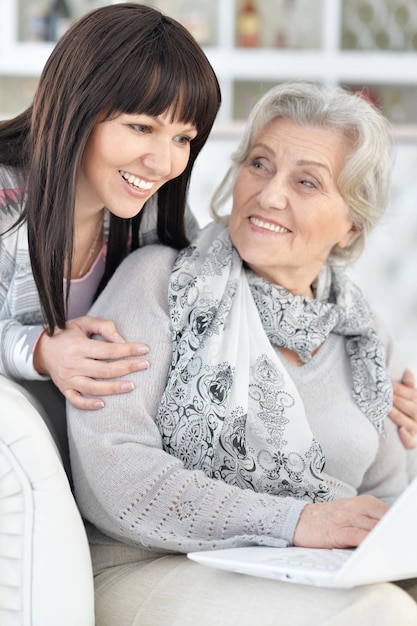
[0,376,94,626]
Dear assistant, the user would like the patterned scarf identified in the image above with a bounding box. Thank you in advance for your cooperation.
[156,223,392,502]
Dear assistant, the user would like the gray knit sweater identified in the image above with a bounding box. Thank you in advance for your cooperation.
[67,244,408,555]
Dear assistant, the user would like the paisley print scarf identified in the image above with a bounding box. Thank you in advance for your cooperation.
[156,223,392,502]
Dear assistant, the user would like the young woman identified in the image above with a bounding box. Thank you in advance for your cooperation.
[0,3,221,463]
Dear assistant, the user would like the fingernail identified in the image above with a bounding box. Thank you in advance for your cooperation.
[136,360,150,371]
[93,400,105,409]
[113,332,125,342]
[136,345,149,355]
[121,382,134,392]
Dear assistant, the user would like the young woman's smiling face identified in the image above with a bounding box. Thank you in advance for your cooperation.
[229,117,356,296]
[76,111,197,220]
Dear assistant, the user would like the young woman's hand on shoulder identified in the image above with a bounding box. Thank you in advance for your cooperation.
[33,315,149,410]
[391,369,417,449]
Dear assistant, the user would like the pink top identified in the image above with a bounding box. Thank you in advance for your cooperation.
[65,246,106,320]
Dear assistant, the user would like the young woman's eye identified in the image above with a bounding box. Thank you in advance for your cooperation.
[175,135,192,145]
[131,124,150,133]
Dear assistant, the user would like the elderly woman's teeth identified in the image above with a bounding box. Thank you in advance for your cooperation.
[120,170,153,190]
[250,216,289,233]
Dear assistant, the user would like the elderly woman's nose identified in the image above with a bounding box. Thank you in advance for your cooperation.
[258,176,288,210]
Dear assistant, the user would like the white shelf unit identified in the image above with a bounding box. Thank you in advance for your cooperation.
[0,0,52,74]
[0,0,416,370]
[1,0,417,125]
[201,0,417,124]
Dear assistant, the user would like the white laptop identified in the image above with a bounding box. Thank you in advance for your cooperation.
[188,476,417,588]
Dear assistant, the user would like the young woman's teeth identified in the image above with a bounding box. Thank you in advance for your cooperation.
[250,217,289,233]
[120,170,153,190]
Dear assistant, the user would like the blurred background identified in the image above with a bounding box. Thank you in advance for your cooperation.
[1,0,416,373]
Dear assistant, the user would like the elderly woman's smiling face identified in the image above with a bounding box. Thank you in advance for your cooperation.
[229,117,356,297]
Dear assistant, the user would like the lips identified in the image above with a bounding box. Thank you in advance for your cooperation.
[120,170,154,191]
[249,216,291,233]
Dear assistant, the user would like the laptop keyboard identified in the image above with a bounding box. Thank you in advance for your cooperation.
[264,548,353,571]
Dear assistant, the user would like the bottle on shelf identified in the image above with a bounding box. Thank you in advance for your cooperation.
[236,0,261,48]
[183,11,211,46]
[46,0,72,42]
[25,3,48,42]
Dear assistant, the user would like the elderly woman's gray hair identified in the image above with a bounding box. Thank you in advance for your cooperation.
[211,81,393,264]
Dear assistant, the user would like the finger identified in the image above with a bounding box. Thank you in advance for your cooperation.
[333,509,386,548]
[389,405,417,434]
[344,495,388,526]
[65,375,142,409]
[65,388,105,411]
[360,495,389,521]
[335,525,374,549]
[70,355,150,380]
[392,380,417,402]
[399,426,417,449]
[69,377,138,398]
[390,383,417,424]
[401,368,416,388]
[71,315,124,340]
[357,510,385,529]
[389,404,417,430]
[75,316,149,353]
[80,338,150,361]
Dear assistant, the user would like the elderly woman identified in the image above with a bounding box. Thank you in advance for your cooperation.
[68,82,417,625]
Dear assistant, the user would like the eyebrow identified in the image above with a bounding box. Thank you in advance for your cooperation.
[252,142,274,155]
[296,159,330,173]
[129,114,197,134]
[154,116,196,133]
[251,143,331,174]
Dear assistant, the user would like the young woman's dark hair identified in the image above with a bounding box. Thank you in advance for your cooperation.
[0,3,221,332]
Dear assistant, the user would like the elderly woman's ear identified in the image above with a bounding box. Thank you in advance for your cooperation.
[336,221,360,249]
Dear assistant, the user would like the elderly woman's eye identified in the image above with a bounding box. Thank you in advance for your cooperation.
[301,178,318,189]
[251,157,267,169]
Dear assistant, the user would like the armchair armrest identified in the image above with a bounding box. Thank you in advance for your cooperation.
[0,376,94,626]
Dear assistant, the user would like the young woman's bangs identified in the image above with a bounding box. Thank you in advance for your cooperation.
[108,55,218,142]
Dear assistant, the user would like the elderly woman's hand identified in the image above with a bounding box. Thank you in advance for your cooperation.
[390,369,417,449]
[292,495,389,549]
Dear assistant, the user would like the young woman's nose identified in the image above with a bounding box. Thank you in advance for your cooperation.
[142,139,173,178]
[257,174,288,211]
